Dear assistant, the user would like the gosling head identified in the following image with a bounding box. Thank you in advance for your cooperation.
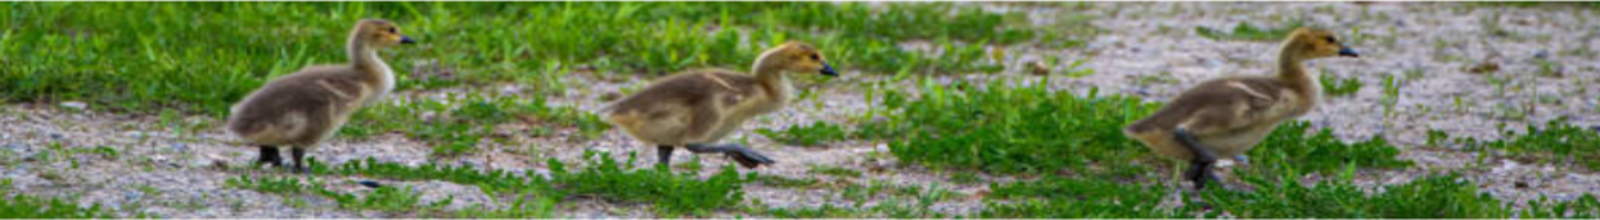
[757,42,838,77]
[1283,27,1359,60]
[352,19,416,47]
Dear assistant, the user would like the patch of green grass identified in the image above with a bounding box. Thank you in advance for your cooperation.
[1202,172,1509,218]
[341,93,608,156]
[3,2,1078,115]
[453,193,556,218]
[1468,2,1600,9]
[875,79,1163,174]
[979,177,1176,218]
[750,181,952,218]
[309,150,747,217]
[1457,118,1600,169]
[877,77,1409,175]
[749,174,821,189]
[0,179,112,218]
[755,204,877,218]
[1521,194,1600,218]
[755,121,850,147]
[981,165,1600,218]
[807,165,863,178]
[548,151,746,217]
[319,186,451,214]
[224,175,311,196]
[1319,73,1363,97]
[1195,20,1305,42]
[1249,122,1412,174]
[224,174,452,215]
[311,157,540,194]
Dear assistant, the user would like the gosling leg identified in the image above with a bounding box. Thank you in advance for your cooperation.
[289,147,309,174]
[1174,128,1218,189]
[657,145,676,167]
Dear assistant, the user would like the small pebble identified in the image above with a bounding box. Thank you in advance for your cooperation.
[59,101,87,110]
[171,143,188,152]
[3,143,24,153]
[124,191,143,201]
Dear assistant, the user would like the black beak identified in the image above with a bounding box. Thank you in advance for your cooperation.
[1338,46,1359,58]
[400,35,416,44]
[820,63,837,76]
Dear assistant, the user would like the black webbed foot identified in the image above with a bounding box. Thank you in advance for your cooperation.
[686,143,776,168]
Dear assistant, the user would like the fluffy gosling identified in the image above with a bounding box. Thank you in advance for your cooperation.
[603,42,838,169]
[1124,27,1359,189]
[226,19,415,173]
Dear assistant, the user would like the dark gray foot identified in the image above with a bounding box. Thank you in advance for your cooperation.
[257,145,283,167]
[1174,129,1218,190]
[290,147,309,174]
[657,145,675,167]
[685,143,775,168]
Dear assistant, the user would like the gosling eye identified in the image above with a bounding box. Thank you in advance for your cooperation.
[387,27,398,33]
[809,54,820,61]
[1324,36,1337,44]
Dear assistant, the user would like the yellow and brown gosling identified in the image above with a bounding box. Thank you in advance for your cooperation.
[226,19,415,173]
[1123,27,1359,189]
[602,42,838,169]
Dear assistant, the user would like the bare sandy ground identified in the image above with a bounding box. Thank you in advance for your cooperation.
[1,2,1597,217]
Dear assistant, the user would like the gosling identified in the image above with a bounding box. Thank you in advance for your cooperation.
[1123,27,1359,189]
[603,42,838,169]
[226,19,415,173]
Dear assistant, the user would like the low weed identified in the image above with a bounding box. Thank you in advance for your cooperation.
[0,179,111,218]
[309,150,748,217]
[2,2,1082,115]
[1202,172,1510,218]
[756,204,876,218]
[808,165,863,178]
[1249,122,1412,174]
[224,174,451,215]
[1458,118,1600,169]
[877,76,1409,175]
[1196,20,1305,42]
[876,79,1164,174]
[319,186,450,214]
[224,175,312,196]
[342,94,608,156]
[749,174,822,189]
[548,152,747,217]
[979,177,1176,218]
[1521,194,1600,218]
[453,193,557,218]
[754,121,851,147]
[1319,73,1363,97]
[1468,2,1600,10]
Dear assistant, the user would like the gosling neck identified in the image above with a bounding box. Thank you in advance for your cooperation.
[750,55,791,101]
[348,35,394,78]
[346,34,397,99]
[1276,43,1319,102]
[347,37,385,71]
